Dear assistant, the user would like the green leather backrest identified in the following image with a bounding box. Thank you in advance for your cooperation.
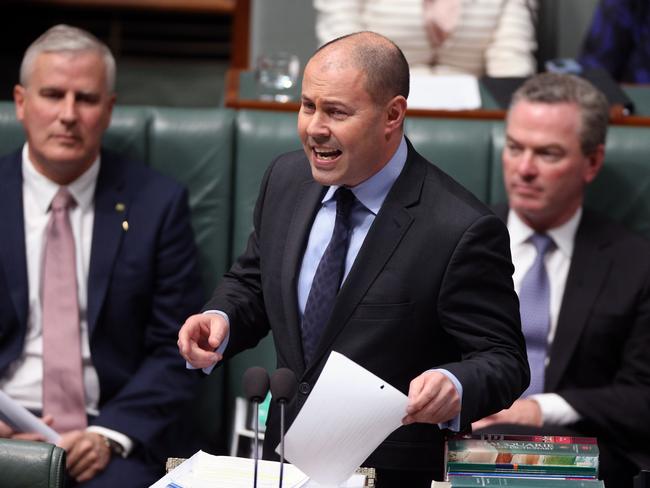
[489,122,650,238]
[405,117,495,202]
[145,106,235,455]
[0,439,66,488]
[226,109,302,401]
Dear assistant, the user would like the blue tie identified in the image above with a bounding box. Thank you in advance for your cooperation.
[519,233,556,396]
[301,187,355,364]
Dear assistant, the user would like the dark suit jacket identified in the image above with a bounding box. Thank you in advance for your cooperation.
[0,149,204,473]
[495,204,650,470]
[209,141,529,473]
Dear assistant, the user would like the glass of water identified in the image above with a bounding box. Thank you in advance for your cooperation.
[255,52,300,103]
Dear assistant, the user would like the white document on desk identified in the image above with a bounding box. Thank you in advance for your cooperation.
[408,73,481,110]
[281,351,408,487]
[0,389,60,443]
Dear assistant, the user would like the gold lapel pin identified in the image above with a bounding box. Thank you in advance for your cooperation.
[122,220,129,232]
[115,202,125,212]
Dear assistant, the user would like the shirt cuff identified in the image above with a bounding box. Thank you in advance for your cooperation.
[86,425,132,458]
[184,310,230,375]
[432,368,463,432]
[529,393,582,425]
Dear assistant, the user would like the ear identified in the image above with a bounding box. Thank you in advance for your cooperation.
[384,95,407,135]
[13,84,26,122]
[584,144,605,184]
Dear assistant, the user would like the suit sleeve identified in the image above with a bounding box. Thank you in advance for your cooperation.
[560,271,650,446]
[436,213,530,429]
[92,184,205,446]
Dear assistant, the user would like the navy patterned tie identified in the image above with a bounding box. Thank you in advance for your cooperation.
[519,233,556,396]
[301,187,355,364]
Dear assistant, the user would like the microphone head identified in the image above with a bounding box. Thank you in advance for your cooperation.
[270,368,298,403]
[243,366,270,403]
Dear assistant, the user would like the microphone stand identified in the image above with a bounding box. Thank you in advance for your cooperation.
[278,399,286,488]
[254,400,261,488]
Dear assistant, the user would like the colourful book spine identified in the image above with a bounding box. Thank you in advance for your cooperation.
[446,462,598,477]
[449,475,604,488]
[450,434,598,445]
[447,439,599,461]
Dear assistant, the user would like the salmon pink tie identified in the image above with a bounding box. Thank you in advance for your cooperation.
[42,187,87,432]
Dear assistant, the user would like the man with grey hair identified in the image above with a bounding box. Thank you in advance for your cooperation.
[0,24,204,486]
[474,72,650,488]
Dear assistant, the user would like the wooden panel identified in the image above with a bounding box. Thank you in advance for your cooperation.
[24,0,236,14]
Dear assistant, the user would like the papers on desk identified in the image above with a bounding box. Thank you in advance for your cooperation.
[150,451,308,488]
[281,351,408,487]
[0,389,60,443]
[149,451,365,488]
[408,73,482,110]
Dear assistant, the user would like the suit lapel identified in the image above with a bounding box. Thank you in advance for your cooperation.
[0,152,29,328]
[87,152,128,336]
[307,144,424,371]
[545,211,612,391]
[281,179,326,375]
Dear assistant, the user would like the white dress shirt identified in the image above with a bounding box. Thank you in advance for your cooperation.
[0,144,131,454]
[507,209,582,425]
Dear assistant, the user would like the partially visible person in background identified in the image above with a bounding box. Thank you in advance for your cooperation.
[579,0,650,83]
[0,24,204,486]
[474,72,650,488]
[314,0,538,77]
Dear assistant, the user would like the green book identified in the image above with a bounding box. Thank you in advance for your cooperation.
[447,439,598,468]
[449,475,604,488]
[446,462,598,477]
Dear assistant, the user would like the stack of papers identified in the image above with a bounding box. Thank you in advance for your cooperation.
[150,451,365,487]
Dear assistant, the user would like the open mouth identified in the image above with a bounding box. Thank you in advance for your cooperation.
[313,147,342,161]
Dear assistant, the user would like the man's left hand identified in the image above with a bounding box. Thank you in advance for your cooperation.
[58,431,111,483]
[403,371,460,425]
[471,398,542,431]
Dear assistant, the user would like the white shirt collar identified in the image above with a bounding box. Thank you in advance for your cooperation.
[507,207,582,260]
[321,135,408,215]
[21,143,100,214]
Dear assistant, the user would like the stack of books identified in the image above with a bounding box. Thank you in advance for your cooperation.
[445,435,603,488]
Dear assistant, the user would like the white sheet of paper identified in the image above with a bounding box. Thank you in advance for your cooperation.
[408,74,481,110]
[191,452,309,488]
[281,351,408,487]
[149,451,311,488]
[0,389,60,443]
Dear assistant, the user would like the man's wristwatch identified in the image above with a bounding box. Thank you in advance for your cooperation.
[100,435,125,457]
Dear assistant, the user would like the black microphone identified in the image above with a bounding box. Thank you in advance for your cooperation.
[270,368,298,488]
[243,366,270,488]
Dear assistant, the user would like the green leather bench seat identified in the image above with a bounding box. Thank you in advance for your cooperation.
[0,439,66,488]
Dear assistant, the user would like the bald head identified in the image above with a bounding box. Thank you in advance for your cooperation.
[310,31,410,105]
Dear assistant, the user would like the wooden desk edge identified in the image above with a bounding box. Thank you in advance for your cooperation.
[225,69,650,126]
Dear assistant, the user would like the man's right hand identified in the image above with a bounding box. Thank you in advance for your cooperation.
[177,313,229,368]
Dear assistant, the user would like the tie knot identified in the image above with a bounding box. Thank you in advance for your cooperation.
[529,233,555,256]
[51,188,76,212]
[334,187,355,219]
